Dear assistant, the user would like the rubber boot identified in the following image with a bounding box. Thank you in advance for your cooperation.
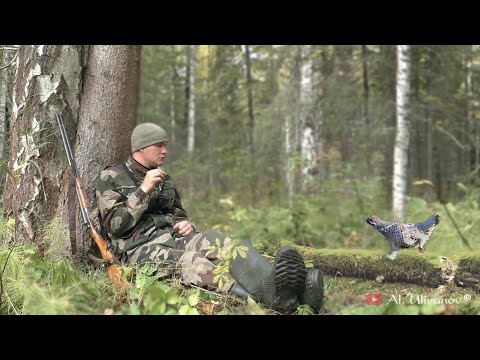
[229,241,325,314]
[229,240,306,314]
[300,268,324,313]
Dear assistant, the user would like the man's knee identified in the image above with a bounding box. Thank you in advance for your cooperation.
[202,230,229,246]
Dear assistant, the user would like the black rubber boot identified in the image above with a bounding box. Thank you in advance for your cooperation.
[228,282,253,299]
[300,268,324,313]
[229,240,306,314]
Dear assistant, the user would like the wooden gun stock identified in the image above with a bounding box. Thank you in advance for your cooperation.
[56,113,127,290]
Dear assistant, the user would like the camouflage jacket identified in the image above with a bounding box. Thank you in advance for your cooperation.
[95,156,189,255]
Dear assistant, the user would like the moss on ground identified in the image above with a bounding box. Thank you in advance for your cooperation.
[322,275,480,315]
[455,255,480,292]
[279,242,453,288]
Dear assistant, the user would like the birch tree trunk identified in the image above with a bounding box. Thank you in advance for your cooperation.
[170,46,177,147]
[285,110,293,205]
[392,45,411,221]
[0,46,17,197]
[299,45,316,192]
[244,45,257,201]
[187,45,196,153]
[285,46,302,203]
[464,45,476,175]
[3,45,84,255]
[3,45,140,258]
[0,48,8,161]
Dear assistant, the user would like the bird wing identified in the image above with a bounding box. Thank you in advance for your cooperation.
[379,223,405,244]
[400,223,430,246]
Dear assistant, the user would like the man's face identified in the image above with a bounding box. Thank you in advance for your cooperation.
[140,142,168,168]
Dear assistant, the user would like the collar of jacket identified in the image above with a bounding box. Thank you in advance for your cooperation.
[127,155,150,176]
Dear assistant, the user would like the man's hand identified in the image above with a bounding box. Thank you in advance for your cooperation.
[140,168,166,194]
[173,220,195,237]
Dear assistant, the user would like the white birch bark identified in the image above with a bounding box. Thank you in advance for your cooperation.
[465,46,475,170]
[0,48,8,159]
[170,45,176,146]
[3,45,83,249]
[299,45,316,191]
[285,112,293,205]
[187,45,196,153]
[392,45,411,221]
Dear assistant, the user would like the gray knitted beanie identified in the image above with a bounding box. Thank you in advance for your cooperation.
[131,123,168,153]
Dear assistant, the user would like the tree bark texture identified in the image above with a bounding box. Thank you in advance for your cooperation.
[75,45,141,255]
[3,45,84,253]
[392,45,411,221]
[3,45,141,258]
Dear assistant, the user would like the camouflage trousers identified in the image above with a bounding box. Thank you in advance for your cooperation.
[119,229,234,292]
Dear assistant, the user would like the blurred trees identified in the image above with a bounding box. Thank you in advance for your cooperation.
[139,45,480,209]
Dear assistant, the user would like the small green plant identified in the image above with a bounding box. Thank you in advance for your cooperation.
[206,238,248,291]
[0,209,15,246]
[296,304,316,315]
[124,263,199,315]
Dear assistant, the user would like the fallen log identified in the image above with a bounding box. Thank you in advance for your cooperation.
[455,255,480,293]
[282,242,455,288]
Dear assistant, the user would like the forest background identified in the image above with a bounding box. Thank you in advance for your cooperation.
[0,45,478,315]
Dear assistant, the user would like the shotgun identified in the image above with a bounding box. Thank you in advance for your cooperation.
[55,113,127,290]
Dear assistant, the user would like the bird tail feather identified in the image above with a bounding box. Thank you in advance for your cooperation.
[417,213,440,230]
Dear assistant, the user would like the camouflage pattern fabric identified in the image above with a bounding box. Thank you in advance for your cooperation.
[96,156,233,291]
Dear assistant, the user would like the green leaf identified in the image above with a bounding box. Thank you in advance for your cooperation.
[179,304,199,315]
[187,290,200,307]
[412,179,433,186]
[13,161,31,172]
[0,162,15,179]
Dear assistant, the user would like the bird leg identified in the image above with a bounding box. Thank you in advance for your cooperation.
[386,250,398,260]
[386,243,401,260]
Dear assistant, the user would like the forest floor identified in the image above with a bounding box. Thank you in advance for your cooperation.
[253,242,480,315]
[321,275,479,315]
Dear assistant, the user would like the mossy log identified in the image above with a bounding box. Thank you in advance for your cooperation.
[282,242,454,288]
[455,256,480,293]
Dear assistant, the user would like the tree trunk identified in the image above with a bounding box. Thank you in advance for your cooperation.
[425,46,434,184]
[0,48,9,195]
[170,46,177,147]
[464,45,476,176]
[361,45,371,175]
[3,45,140,258]
[3,45,84,255]
[0,48,8,162]
[300,45,316,192]
[292,46,302,195]
[285,109,293,205]
[392,45,411,221]
[187,45,196,154]
[244,45,257,201]
[75,45,141,255]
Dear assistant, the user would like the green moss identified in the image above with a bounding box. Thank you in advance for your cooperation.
[455,255,480,292]
[323,275,480,315]
[281,242,452,288]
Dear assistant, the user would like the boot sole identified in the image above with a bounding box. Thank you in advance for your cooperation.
[301,268,324,313]
[273,247,307,313]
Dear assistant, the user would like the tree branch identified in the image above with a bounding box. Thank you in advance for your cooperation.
[442,203,473,251]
